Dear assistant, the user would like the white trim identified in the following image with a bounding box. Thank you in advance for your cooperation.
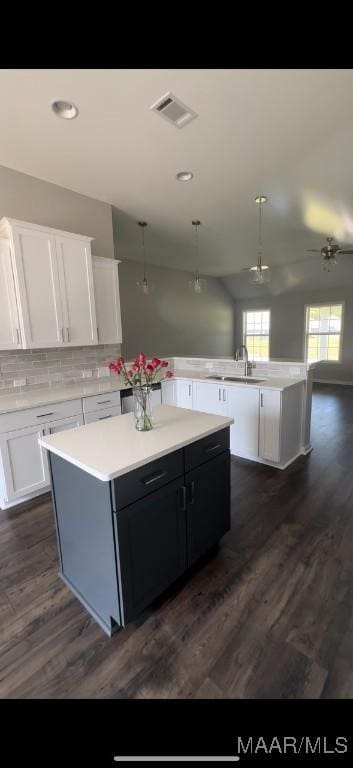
[231,448,307,470]
[314,378,353,386]
[0,217,94,243]
[304,301,344,364]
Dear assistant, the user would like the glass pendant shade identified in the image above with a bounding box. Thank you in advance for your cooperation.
[190,219,206,294]
[136,221,154,295]
[249,263,271,284]
[248,195,271,285]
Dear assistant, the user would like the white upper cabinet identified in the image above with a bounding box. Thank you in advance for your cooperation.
[56,235,97,346]
[0,239,22,349]
[0,218,99,349]
[93,256,122,344]
[9,223,64,348]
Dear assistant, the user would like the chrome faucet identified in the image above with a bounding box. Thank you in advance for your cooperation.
[234,344,255,376]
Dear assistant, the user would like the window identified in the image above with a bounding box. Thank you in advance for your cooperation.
[305,303,343,363]
[243,309,270,361]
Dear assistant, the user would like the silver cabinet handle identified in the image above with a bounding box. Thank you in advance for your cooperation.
[188,384,191,397]
[205,442,222,454]
[98,415,113,420]
[260,393,264,407]
[218,388,221,401]
[142,470,167,486]
[180,485,187,512]
[16,328,21,345]
[97,400,111,405]
[188,480,195,505]
[97,327,100,342]
[37,412,55,418]
[66,327,70,343]
[61,328,65,343]
[223,388,226,401]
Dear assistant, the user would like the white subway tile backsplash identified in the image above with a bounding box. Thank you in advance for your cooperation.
[0,344,121,392]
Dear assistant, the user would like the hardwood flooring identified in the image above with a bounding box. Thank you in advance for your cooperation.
[1,383,353,698]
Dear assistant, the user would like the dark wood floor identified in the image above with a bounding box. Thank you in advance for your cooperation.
[1,384,353,698]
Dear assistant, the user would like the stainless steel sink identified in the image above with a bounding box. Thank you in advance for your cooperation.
[205,375,265,384]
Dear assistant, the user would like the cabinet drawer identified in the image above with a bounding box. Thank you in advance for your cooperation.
[84,405,121,424]
[184,427,230,472]
[0,398,82,434]
[113,449,184,510]
[82,390,121,414]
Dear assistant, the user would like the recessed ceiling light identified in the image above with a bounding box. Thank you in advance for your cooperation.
[176,171,194,182]
[51,100,79,120]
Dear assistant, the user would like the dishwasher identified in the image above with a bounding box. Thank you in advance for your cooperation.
[120,382,162,414]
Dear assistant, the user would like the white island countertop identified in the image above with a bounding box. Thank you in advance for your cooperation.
[39,405,233,482]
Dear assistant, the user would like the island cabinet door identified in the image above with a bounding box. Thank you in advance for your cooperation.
[185,450,230,567]
[113,478,187,625]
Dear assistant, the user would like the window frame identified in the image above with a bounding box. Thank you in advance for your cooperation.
[242,308,271,362]
[303,301,344,364]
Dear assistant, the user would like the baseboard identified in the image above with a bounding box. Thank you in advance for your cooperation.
[0,485,50,510]
[231,449,306,470]
[314,379,353,386]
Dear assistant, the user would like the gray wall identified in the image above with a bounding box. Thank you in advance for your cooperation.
[234,288,353,382]
[118,259,235,359]
[0,164,114,259]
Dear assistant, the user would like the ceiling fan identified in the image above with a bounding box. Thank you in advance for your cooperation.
[307,236,353,271]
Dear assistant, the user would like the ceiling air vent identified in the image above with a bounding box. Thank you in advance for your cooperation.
[150,91,198,129]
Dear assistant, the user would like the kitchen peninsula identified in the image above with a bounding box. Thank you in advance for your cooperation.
[40,405,233,635]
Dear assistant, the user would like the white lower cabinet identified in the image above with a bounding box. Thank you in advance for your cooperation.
[45,415,84,435]
[259,389,281,463]
[0,406,85,507]
[226,385,260,459]
[192,381,227,416]
[84,406,121,424]
[0,424,49,502]
[175,379,194,408]
[161,380,177,406]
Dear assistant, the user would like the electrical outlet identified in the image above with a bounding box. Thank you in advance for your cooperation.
[97,366,110,377]
[14,378,26,387]
[82,370,93,378]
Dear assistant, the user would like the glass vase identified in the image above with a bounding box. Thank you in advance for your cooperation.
[133,385,153,431]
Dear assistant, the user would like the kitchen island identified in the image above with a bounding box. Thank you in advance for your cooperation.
[40,405,233,635]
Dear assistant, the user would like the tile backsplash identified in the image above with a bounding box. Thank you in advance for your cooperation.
[0,344,122,393]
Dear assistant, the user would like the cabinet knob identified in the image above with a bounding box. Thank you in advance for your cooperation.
[260,393,264,407]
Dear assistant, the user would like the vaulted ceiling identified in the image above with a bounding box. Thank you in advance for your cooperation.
[1,68,353,276]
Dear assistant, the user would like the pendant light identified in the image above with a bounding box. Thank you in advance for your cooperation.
[136,221,150,295]
[189,219,206,294]
[249,195,271,284]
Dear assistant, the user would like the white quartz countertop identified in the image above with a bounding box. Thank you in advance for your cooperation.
[39,405,233,482]
[171,370,305,391]
[0,377,128,415]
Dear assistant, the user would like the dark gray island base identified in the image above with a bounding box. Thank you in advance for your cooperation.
[48,427,231,636]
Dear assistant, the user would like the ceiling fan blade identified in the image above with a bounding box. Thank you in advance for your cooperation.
[337,249,353,255]
[306,249,321,253]
[241,267,253,271]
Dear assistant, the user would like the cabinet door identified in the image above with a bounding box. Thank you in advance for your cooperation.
[186,450,230,567]
[56,236,97,346]
[226,385,260,458]
[161,379,177,406]
[44,414,84,435]
[259,389,281,463]
[0,424,49,502]
[114,478,187,625]
[0,240,22,350]
[193,381,226,416]
[10,225,64,348]
[93,256,122,344]
[176,379,194,408]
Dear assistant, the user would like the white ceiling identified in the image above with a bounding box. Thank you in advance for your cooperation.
[2,68,353,276]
